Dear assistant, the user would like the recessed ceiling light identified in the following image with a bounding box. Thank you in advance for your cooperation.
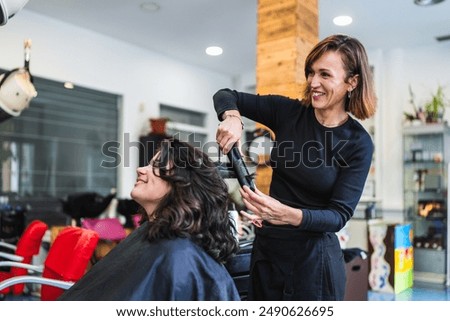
[140,2,160,12]
[205,46,223,56]
[414,0,445,6]
[64,82,74,89]
[333,15,353,26]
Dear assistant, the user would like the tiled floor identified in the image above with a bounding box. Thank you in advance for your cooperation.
[369,281,450,301]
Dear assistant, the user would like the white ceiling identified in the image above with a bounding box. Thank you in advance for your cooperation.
[23,0,450,77]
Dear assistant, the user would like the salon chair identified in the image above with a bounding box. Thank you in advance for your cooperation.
[225,241,252,300]
[0,226,99,300]
[0,220,48,296]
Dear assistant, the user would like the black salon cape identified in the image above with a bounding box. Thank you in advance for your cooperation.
[58,221,240,301]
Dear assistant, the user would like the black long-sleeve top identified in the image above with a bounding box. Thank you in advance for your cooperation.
[213,88,373,233]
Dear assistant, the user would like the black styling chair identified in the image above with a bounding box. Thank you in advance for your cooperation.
[62,192,116,226]
[225,241,252,300]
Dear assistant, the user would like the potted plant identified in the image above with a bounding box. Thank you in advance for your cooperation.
[405,85,449,124]
[149,117,169,135]
[424,85,448,123]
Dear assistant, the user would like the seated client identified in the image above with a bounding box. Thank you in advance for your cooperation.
[58,138,240,300]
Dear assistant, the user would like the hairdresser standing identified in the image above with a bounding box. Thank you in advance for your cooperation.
[214,34,376,300]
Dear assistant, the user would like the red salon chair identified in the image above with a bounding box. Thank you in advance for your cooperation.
[0,226,99,300]
[0,220,48,296]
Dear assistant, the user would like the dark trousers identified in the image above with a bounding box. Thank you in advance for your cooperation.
[248,225,346,300]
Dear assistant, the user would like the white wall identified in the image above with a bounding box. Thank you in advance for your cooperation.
[1,11,235,197]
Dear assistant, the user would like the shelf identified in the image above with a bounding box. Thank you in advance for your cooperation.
[404,189,446,194]
[414,246,446,251]
[413,271,446,284]
[403,123,449,135]
[403,160,444,166]
[422,216,446,221]
[403,124,450,286]
[409,215,446,222]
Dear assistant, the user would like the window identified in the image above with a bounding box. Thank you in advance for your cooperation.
[160,104,208,150]
[0,71,119,198]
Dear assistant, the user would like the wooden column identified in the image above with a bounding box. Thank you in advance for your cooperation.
[255,0,319,194]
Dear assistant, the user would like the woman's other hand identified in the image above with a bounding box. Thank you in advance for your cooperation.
[239,185,303,227]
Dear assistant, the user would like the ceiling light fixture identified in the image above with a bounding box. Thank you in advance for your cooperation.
[205,46,223,56]
[64,82,74,89]
[414,0,445,6]
[333,15,353,26]
[140,2,160,12]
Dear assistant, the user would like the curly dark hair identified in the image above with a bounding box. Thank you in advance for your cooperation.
[139,138,239,263]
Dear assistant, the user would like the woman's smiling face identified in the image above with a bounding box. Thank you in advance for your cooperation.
[130,152,171,214]
[307,51,355,112]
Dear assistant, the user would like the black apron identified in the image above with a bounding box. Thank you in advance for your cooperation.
[248,224,346,301]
